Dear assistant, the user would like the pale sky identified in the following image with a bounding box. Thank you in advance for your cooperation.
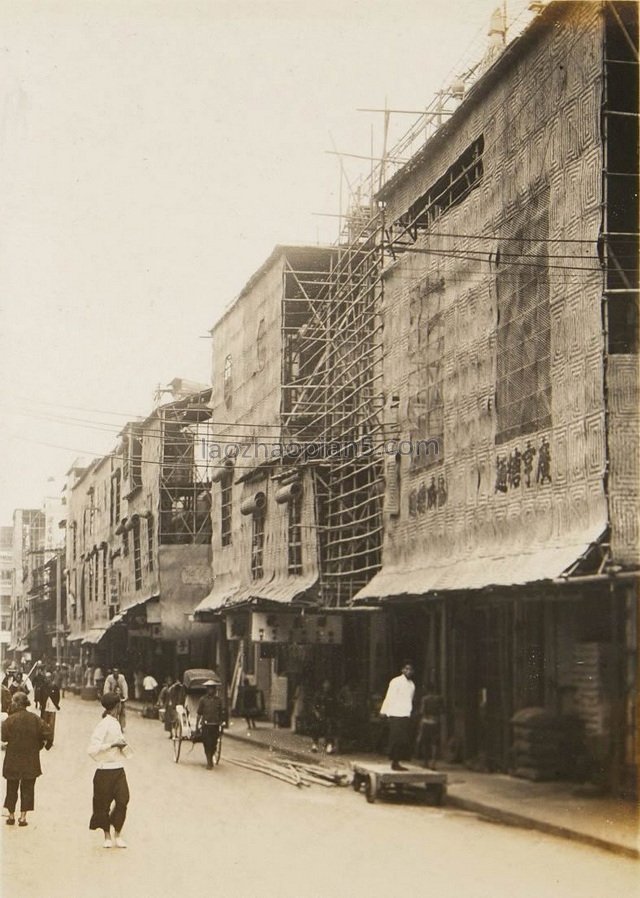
[0,0,535,523]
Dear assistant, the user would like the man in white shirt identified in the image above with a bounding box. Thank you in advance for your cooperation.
[380,661,416,771]
[142,673,158,703]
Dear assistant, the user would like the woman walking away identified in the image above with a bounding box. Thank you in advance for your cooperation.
[88,693,131,848]
[2,692,52,826]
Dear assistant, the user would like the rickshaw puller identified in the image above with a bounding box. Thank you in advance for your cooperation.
[196,680,225,769]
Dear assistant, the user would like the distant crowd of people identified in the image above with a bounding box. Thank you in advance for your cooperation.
[1,660,133,845]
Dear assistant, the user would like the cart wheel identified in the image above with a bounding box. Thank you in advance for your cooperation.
[172,720,182,762]
[425,783,446,806]
[365,774,379,804]
[352,773,363,792]
[214,730,222,766]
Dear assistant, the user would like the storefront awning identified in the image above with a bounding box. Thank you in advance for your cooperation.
[82,628,108,645]
[110,594,160,626]
[195,575,318,615]
[353,532,607,603]
[67,632,87,643]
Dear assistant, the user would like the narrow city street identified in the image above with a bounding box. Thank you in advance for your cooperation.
[2,697,637,898]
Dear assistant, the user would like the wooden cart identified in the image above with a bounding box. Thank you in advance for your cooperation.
[351,762,447,805]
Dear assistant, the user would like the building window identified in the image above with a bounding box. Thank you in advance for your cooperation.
[400,136,484,236]
[122,529,129,558]
[129,426,143,490]
[287,492,303,575]
[71,522,77,561]
[408,275,445,469]
[132,518,142,591]
[251,510,265,580]
[223,354,233,408]
[110,471,121,527]
[495,186,551,444]
[604,1,639,354]
[102,547,108,605]
[146,515,154,571]
[256,319,267,371]
[221,472,232,547]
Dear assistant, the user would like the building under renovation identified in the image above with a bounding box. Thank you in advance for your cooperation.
[194,246,358,719]
[64,381,215,679]
[274,1,638,793]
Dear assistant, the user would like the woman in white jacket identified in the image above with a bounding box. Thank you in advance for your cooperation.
[87,692,131,848]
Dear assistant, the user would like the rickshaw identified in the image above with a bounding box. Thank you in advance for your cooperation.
[171,668,224,764]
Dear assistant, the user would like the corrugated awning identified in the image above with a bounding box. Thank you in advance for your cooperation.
[82,628,107,645]
[105,594,159,629]
[354,532,606,603]
[117,593,159,618]
[195,575,318,615]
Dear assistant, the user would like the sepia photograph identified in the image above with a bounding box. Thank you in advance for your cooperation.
[0,1,638,896]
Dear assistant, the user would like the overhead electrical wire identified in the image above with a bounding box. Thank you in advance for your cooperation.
[7,5,635,495]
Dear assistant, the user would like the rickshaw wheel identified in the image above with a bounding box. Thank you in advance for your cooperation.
[172,719,182,762]
[365,774,379,803]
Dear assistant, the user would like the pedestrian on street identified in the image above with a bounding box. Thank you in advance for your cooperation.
[1,683,11,715]
[88,692,131,849]
[380,661,416,771]
[164,677,185,737]
[415,692,444,769]
[290,682,305,735]
[7,670,35,707]
[196,680,225,769]
[60,663,69,697]
[2,692,52,826]
[142,673,158,704]
[38,672,61,745]
[310,679,337,754]
[236,676,264,734]
[103,667,129,731]
[31,663,46,711]
[93,665,105,698]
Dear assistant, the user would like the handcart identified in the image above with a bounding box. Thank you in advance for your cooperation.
[351,762,447,805]
[171,669,224,764]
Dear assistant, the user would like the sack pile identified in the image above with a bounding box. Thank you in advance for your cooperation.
[511,707,580,781]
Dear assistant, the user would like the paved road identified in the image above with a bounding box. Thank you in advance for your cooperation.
[2,697,637,898]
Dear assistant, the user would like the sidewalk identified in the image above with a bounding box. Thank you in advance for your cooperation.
[219,718,639,859]
[128,702,638,859]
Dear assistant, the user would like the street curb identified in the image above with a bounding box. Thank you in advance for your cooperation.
[444,796,639,861]
[224,729,639,860]
[224,728,325,765]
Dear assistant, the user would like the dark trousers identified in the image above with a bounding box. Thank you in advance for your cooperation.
[89,768,129,833]
[310,716,336,745]
[4,778,36,813]
[42,710,57,743]
[202,724,220,765]
[416,719,440,767]
[388,716,411,764]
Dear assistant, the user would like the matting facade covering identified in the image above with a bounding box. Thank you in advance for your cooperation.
[359,1,610,597]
